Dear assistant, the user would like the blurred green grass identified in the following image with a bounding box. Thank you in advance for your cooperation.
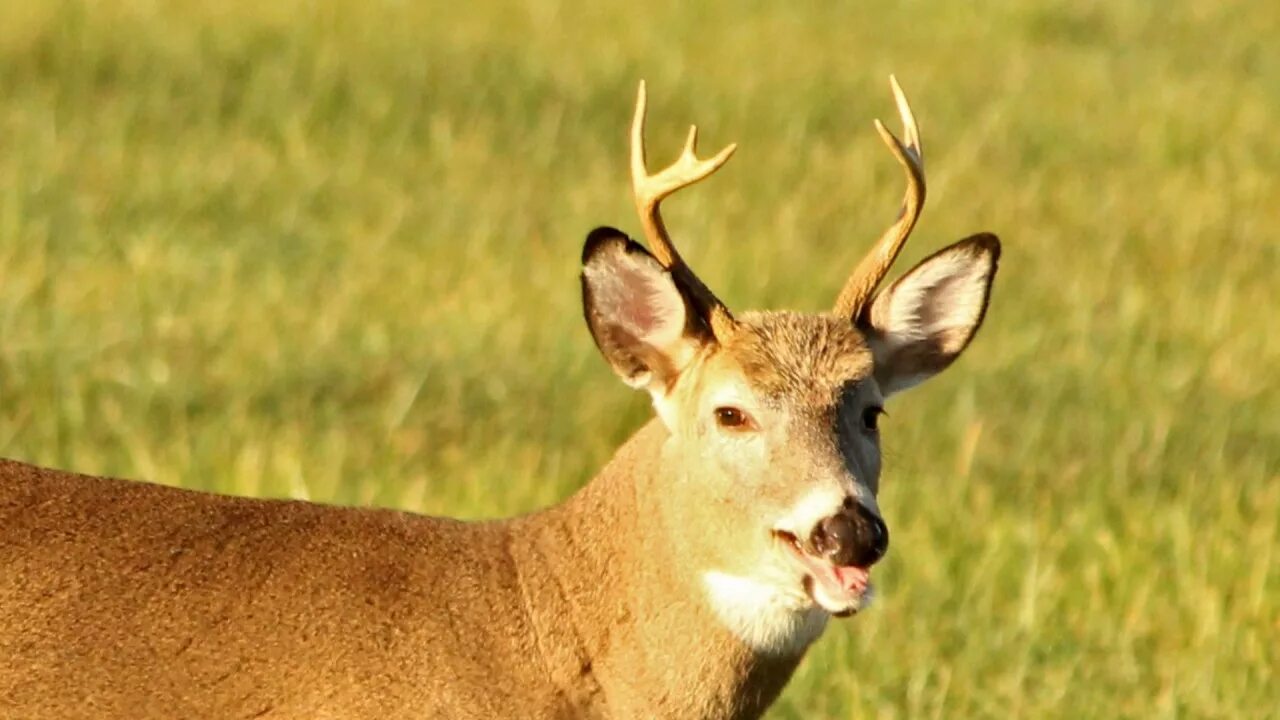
[0,0,1276,717]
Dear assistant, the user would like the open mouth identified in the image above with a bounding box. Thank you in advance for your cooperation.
[773,530,872,617]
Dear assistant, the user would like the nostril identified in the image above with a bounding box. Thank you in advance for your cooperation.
[808,522,828,555]
[841,496,856,511]
[810,514,855,564]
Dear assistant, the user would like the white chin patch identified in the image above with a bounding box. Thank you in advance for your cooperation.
[812,580,875,615]
[703,571,828,656]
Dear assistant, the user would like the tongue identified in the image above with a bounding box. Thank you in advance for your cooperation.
[833,565,869,593]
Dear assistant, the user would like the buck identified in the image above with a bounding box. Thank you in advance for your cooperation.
[0,78,999,719]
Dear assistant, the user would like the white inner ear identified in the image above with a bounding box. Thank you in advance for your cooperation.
[866,245,994,395]
[583,251,693,389]
[875,253,988,351]
[615,255,688,357]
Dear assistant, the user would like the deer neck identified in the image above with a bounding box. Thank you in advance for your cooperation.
[507,418,807,720]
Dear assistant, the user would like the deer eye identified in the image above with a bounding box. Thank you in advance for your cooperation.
[714,406,756,431]
[861,406,885,433]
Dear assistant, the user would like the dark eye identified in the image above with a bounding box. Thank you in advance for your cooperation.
[714,406,756,431]
[861,406,885,433]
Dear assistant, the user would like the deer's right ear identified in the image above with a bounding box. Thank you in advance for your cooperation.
[581,227,710,397]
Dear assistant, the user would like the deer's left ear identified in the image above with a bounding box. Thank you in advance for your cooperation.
[858,233,1000,396]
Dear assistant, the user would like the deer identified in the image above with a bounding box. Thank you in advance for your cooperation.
[0,77,999,720]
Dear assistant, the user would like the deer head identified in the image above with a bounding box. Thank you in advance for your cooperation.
[580,79,1000,654]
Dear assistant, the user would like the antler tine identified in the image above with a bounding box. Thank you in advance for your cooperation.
[833,75,928,319]
[629,80,739,336]
[630,80,738,268]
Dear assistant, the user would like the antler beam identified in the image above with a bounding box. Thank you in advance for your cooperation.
[832,76,927,319]
[630,80,738,337]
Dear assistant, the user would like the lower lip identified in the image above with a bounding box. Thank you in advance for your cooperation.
[775,530,869,609]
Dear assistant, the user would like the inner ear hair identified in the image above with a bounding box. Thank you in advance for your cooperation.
[859,233,1000,395]
[581,227,711,392]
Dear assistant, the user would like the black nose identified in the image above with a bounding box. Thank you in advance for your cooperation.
[809,503,889,567]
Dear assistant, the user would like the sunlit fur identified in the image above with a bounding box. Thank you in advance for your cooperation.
[646,311,887,650]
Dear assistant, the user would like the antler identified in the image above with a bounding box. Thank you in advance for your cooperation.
[832,75,927,319]
[630,80,739,337]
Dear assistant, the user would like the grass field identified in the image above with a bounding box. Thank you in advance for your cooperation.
[1,0,1277,716]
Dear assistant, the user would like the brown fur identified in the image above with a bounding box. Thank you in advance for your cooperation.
[723,311,875,403]
[0,420,797,720]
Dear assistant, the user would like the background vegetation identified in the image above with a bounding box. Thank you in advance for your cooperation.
[1,0,1276,716]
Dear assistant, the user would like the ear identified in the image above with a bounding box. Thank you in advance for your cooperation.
[858,233,1000,396]
[581,226,712,399]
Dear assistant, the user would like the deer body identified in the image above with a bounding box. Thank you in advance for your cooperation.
[0,79,1000,719]
[2,421,796,720]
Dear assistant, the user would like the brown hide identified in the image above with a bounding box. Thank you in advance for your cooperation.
[0,420,800,720]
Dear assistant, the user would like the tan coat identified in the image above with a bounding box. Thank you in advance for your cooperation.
[1,421,798,720]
